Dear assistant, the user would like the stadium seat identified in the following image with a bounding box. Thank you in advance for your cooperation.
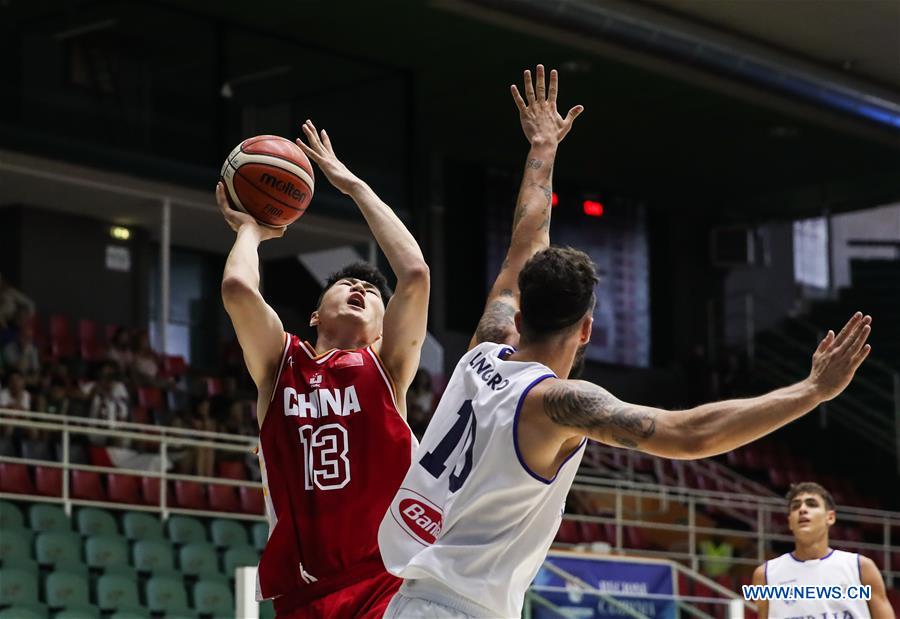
[211,519,249,548]
[205,378,223,397]
[50,334,76,360]
[35,466,63,496]
[0,607,45,619]
[71,471,106,501]
[240,486,265,515]
[223,545,259,575]
[106,474,142,504]
[144,576,190,614]
[0,501,23,529]
[216,461,247,480]
[0,529,34,563]
[133,540,175,573]
[85,535,129,571]
[123,512,164,541]
[193,580,234,617]
[260,599,275,619]
[208,484,240,512]
[578,522,603,543]
[554,519,581,544]
[130,407,150,425]
[178,543,220,578]
[0,568,40,607]
[137,387,164,411]
[45,571,90,609]
[35,532,81,566]
[77,319,98,343]
[140,477,161,505]
[109,610,151,619]
[252,522,269,551]
[76,508,118,537]
[30,504,70,532]
[0,462,35,494]
[173,481,208,510]
[54,560,89,579]
[50,315,72,339]
[167,516,207,544]
[97,574,141,612]
[8,559,39,576]
[162,355,187,378]
[54,608,101,619]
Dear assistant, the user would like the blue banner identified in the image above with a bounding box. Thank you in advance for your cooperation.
[531,551,677,619]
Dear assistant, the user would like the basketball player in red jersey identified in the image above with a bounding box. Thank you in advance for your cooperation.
[216,119,428,619]
[470,64,583,354]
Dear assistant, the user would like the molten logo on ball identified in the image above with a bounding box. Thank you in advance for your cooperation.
[260,172,308,202]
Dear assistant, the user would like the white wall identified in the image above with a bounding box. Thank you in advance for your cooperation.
[830,202,900,290]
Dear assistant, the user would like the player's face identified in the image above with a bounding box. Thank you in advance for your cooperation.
[788,492,835,541]
[313,278,385,342]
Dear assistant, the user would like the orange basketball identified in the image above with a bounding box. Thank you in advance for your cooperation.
[219,135,315,227]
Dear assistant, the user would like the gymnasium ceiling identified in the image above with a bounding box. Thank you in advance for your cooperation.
[1,0,898,225]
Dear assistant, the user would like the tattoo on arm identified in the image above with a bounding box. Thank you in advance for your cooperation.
[526,158,544,170]
[512,203,529,230]
[542,382,658,449]
[474,293,516,344]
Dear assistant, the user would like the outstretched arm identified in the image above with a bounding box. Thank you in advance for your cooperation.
[534,312,871,458]
[470,65,583,349]
[296,121,429,397]
[216,183,286,425]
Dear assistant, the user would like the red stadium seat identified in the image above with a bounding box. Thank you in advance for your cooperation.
[887,589,900,615]
[49,314,72,339]
[0,462,35,494]
[71,470,106,501]
[206,378,224,397]
[80,340,105,361]
[217,461,247,480]
[162,355,187,378]
[554,519,581,544]
[105,324,120,342]
[208,484,240,512]
[78,319,98,343]
[239,487,265,515]
[137,387,164,410]
[35,465,62,496]
[174,480,209,510]
[88,446,114,467]
[578,522,603,543]
[131,406,150,425]
[624,526,648,549]
[141,477,161,506]
[107,473,142,504]
[677,573,691,596]
[50,334,76,359]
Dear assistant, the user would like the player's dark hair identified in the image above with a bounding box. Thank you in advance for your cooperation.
[518,246,598,341]
[317,262,392,307]
[786,482,836,511]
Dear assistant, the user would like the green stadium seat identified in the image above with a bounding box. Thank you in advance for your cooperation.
[0,528,34,563]
[210,518,248,548]
[35,532,81,566]
[251,522,268,551]
[45,571,90,609]
[97,574,141,612]
[53,560,89,579]
[193,580,233,618]
[76,508,118,537]
[85,535,129,570]
[145,576,189,614]
[223,545,259,575]
[0,501,23,529]
[0,607,46,619]
[52,606,100,619]
[166,516,206,545]
[133,539,175,573]
[122,512,164,541]
[0,568,39,606]
[109,611,151,619]
[106,565,138,581]
[10,558,40,576]
[178,543,220,578]
[150,568,184,581]
[29,504,70,533]
[162,611,198,619]
[259,599,275,619]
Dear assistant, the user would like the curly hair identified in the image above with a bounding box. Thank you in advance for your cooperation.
[518,246,599,340]
[786,482,836,511]
[317,262,392,307]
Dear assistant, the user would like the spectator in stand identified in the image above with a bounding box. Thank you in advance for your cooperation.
[191,396,218,477]
[406,368,434,440]
[3,321,41,387]
[0,370,32,411]
[82,362,130,442]
[0,273,35,331]
[107,326,134,372]
[37,378,70,416]
[699,536,734,577]
[130,329,166,387]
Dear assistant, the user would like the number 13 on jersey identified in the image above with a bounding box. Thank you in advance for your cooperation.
[299,424,351,490]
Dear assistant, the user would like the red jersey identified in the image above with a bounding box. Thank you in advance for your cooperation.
[256,333,414,611]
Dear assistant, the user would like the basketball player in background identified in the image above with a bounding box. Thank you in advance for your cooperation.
[380,246,873,619]
[217,119,428,618]
[469,64,583,352]
[752,482,894,619]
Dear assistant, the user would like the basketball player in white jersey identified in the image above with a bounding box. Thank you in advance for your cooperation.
[380,244,873,618]
[752,482,894,619]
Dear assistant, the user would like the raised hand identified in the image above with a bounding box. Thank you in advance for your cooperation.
[808,312,872,401]
[295,120,360,195]
[511,64,584,147]
[215,182,285,240]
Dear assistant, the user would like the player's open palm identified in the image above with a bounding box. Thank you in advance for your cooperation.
[215,182,285,240]
[511,64,584,146]
[808,312,872,401]
[296,120,359,195]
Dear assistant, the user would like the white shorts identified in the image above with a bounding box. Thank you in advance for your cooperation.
[383,592,476,619]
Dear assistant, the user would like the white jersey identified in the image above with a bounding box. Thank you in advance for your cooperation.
[766,550,871,619]
[379,342,586,618]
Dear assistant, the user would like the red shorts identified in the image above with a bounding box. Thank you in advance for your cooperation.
[275,570,401,619]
